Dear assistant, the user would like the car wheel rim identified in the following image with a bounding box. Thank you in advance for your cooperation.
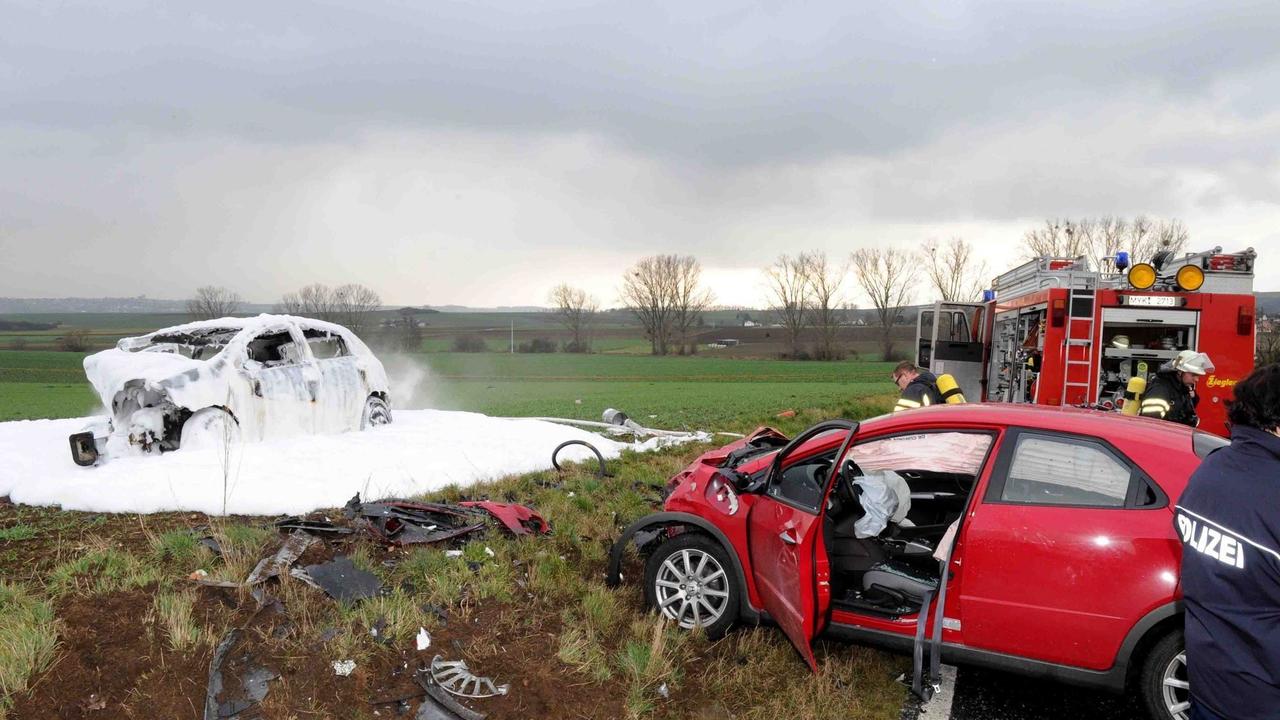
[367,402,391,426]
[1161,651,1190,720]
[654,548,730,630]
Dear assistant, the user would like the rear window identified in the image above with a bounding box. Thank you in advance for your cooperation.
[1193,431,1229,459]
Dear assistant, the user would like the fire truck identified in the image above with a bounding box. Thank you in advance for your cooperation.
[915,246,1257,437]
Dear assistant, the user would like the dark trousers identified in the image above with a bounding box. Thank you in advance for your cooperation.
[1190,698,1228,720]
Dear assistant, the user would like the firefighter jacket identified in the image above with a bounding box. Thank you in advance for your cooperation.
[1175,425,1280,720]
[1139,370,1199,426]
[895,372,943,412]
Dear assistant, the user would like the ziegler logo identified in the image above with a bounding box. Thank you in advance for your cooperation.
[1206,375,1238,389]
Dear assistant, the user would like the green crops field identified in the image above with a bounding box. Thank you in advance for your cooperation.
[0,349,897,428]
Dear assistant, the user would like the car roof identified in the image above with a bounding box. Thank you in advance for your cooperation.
[859,402,1197,448]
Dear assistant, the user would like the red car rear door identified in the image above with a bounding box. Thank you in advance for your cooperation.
[956,428,1178,670]
[746,421,852,670]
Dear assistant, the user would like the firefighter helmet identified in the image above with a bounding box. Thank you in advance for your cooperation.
[1172,350,1214,376]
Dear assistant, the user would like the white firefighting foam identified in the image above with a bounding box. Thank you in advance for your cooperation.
[0,410,685,515]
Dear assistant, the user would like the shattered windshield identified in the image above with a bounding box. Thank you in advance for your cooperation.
[128,328,239,361]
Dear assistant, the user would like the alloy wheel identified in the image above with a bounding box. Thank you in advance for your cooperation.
[653,548,731,630]
[1161,651,1190,720]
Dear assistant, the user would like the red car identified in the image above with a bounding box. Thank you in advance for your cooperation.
[608,404,1223,720]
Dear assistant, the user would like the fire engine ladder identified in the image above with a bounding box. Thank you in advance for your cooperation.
[1060,278,1096,405]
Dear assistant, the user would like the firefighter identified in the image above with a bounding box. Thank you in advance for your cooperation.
[891,361,942,412]
[1139,350,1214,426]
[1174,363,1280,720]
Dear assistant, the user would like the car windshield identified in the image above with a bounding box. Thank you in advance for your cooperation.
[128,327,239,361]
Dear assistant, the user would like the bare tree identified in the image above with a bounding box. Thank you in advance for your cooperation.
[763,254,811,358]
[851,247,919,361]
[1022,216,1191,268]
[187,285,242,321]
[549,283,599,353]
[279,283,338,322]
[620,254,711,355]
[920,237,987,302]
[670,256,714,355]
[333,283,382,336]
[621,256,677,355]
[1257,315,1280,366]
[806,251,848,361]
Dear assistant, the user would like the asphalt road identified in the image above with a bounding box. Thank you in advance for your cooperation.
[949,667,1147,720]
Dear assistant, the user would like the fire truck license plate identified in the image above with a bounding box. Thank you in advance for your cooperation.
[1125,295,1179,307]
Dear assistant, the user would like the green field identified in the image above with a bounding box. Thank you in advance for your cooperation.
[0,349,897,428]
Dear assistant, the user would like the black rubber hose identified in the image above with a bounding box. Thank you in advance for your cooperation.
[552,440,608,478]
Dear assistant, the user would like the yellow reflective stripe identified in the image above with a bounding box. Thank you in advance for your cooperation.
[922,395,932,406]
[895,399,921,412]
[1141,399,1171,411]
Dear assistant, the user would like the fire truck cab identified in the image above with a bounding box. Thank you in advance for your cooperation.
[916,246,1257,437]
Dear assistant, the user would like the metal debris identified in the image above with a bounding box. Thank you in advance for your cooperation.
[203,629,278,719]
[274,516,354,537]
[304,556,382,603]
[414,670,487,720]
[458,501,551,536]
[245,531,318,586]
[347,494,486,547]
[429,656,509,698]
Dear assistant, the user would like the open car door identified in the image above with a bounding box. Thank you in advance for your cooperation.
[917,302,986,400]
[746,420,857,670]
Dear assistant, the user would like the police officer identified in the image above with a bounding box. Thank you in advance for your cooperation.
[1175,363,1280,720]
[1140,350,1214,426]
[891,361,942,412]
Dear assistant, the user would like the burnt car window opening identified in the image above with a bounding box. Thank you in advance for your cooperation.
[303,330,349,360]
[131,328,237,360]
[246,331,305,367]
[1003,434,1130,507]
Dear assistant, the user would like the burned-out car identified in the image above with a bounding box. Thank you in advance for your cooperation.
[609,404,1217,720]
[69,315,392,465]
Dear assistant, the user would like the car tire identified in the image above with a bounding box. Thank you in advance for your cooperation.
[360,395,392,429]
[179,408,241,451]
[1138,629,1189,720]
[643,533,740,638]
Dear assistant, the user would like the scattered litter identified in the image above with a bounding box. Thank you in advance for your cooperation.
[483,547,495,558]
[197,535,223,557]
[422,604,449,625]
[371,616,389,644]
[347,494,550,545]
[657,682,670,699]
[83,694,106,711]
[203,629,278,719]
[246,531,318,586]
[430,655,509,698]
[458,501,551,536]
[188,568,209,581]
[274,516,355,537]
[414,670,487,720]
[444,550,463,558]
[333,659,357,677]
[348,494,486,546]
[416,627,432,651]
[304,556,383,603]
[776,409,797,418]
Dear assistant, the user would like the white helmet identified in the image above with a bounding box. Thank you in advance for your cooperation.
[1173,350,1214,376]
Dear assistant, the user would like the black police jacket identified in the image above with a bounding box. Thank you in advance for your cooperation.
[1175,425,1280,720]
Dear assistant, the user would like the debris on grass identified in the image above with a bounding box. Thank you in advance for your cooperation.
[272,516,354,537]
[302,556,382,603]
[346,493,551,547]
[203,629,278,720]
[414,670,487,720]
[332,659,356,677]
[430,655,509,698]
[417,627,432,651]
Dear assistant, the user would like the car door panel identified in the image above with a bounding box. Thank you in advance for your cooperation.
[956,429,1178,670]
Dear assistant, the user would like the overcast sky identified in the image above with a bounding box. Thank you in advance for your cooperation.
[2,1,1277,308]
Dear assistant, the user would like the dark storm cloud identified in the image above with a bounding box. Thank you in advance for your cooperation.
[5,1,1280,165]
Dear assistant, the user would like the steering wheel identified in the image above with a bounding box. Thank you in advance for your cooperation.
[833,457,864,511]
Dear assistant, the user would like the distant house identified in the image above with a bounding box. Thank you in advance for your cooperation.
[713,338,741,347]
[742,320,758,327]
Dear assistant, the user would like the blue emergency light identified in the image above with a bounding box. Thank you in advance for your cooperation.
[982,289,996,302]
[1115,251,1130,271]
